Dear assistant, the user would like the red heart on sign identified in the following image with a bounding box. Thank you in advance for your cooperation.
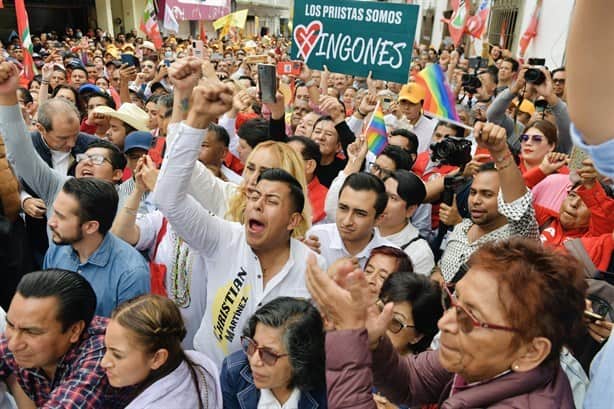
[294,20,323,62]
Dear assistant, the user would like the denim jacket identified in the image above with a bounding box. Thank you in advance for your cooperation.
[220,350,327,409]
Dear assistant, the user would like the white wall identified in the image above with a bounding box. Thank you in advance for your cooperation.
[413,0,448,47]
[514,0,573,68]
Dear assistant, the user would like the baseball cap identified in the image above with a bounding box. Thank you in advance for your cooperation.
[124,131,153,153]
[78,84,103,94]
[512,98,536,116]
[398,82,426,104]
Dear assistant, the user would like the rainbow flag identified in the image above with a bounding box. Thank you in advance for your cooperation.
[414,63,460,122]
[366,102,388,155]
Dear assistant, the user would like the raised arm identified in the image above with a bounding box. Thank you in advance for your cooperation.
[566,0,614,145]
[152,71,235,254]
[0,62,64,208]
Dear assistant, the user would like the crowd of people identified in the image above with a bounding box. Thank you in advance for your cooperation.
[0,1,613,407]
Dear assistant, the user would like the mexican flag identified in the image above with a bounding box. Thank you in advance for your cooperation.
[15,0,34,82]
[141,0,163,49]
[446,0,467,47]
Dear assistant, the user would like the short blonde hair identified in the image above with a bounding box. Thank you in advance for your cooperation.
[226,141,312,238]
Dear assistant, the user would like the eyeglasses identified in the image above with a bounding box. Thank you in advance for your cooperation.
[240,336,288,366]
[441,285,518,333]
[520,134,544,144]
[376,299,415,334]
[552,79,565,85]
[76,153,112,166]
[369,162,393,179]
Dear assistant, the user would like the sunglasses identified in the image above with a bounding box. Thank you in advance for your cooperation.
[76,153,112,166]
[241,336,288,366]
[376,299,415,334]
[441,285,518,333]
[552,79,565,85]
[520,134,544,144]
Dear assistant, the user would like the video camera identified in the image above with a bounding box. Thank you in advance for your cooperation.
[430,137,472,168]
[461,74,481,94]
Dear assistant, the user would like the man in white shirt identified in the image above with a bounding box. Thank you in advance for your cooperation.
[397,83,437,153]
[153,75,325,366]
[309,172,396,268]
[377,170,435,275]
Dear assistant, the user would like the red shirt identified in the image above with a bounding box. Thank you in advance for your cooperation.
[581,233,614,272]
[308,176,328,223]
[224,152,244,175]
[519,158,570,189]
[536,182,614,247]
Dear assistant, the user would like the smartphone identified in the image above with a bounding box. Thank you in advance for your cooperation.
[191,40,204,59]
[276,61,302,76]
[569,146,590,171]
[584,309,605,323]
[258,64,277,103]
[210,53,223,62]
[121,53,138,67]
[528,58,546,66]
[381,97,393,111]
[534,99,548,113]
[164,59,171,67]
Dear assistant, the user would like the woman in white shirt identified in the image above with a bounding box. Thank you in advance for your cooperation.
[101,294,222,409]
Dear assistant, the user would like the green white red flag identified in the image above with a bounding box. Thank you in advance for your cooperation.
[15,0,34,82]
[442,0,467,47]
[141,0,163,49]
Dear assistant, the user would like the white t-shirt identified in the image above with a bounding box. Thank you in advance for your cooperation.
[307,223,396,269]
[378,223,435,275]
[191,220,325,367]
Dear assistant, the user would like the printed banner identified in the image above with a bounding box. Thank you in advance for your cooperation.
[291,0,419,84]
[166,0,230,22]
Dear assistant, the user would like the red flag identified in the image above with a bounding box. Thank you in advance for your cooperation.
[466,0,490,39]
[499,19,508,48]
[442,0,467,47]
[15,0,34,82]
[519,0,542,57]
[199,20,207,41]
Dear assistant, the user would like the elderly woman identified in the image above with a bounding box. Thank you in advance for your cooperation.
[220,297,327,408]
[364,246,412,298]
[307,238,586,408]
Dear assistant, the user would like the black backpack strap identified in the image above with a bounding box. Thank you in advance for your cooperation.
[401,236,423,251]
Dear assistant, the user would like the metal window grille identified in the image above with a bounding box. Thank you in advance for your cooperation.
[486,0,520,50]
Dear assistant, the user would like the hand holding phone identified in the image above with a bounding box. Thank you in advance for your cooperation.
[120,53,138,67]
[258,64,277,104]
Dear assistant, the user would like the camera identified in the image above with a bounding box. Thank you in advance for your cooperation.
[430,137,472,168]
[461,74,482,94]
[525,68,546,85]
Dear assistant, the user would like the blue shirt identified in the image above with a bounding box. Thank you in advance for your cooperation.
[584,336,614,409]
[43,233,150,317]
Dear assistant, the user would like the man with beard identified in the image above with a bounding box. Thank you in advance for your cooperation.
[0,61,148,316]
[439,122,539,282]
[43,178,149,317]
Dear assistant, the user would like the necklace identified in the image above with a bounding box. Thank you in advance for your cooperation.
[170,232,192,308]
